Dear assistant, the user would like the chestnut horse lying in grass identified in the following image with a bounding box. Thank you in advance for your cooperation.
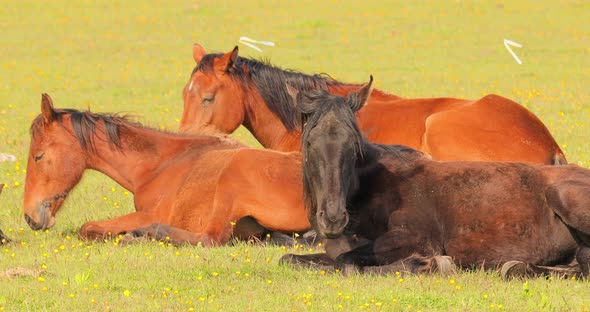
[281,77,590,279]
[23,94,310,246]
[180,44,565,165]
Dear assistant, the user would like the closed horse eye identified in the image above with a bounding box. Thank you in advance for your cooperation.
[34,152,45,162]
[201,95,215,105]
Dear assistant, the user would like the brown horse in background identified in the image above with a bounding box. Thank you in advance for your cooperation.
[179,44,565,165]
[23,94,310,246]
[281,77,590,278]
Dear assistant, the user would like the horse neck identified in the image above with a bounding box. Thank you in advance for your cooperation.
[240,75,401,152]
[242,87,302,151]
[83,123,204,192]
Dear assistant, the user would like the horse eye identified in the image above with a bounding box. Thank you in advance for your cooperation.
[201,95,215,105]
[34,152,45,162]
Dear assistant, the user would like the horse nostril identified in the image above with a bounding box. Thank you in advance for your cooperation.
[24,214,41,231]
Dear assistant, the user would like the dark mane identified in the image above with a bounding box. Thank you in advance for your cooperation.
[195,53,344,131]
[374,143,426,162]
[30,108,140,152]
[31,108,246,153]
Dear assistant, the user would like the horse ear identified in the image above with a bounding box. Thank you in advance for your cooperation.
[41,93,56,124]
[217,46,239,72]
[348,75,373,112]
[288,86,317,114]
[193,43,207,63]
[285,83,300,108]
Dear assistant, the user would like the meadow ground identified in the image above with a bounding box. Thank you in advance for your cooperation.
[1,1,589,310]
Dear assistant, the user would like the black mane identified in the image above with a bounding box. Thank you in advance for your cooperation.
[195,54,344,131]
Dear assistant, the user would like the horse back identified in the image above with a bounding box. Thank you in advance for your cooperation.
[355,94,563,164]
[355,97,469,148]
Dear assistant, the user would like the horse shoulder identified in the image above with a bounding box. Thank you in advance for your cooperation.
[219,148,307,229]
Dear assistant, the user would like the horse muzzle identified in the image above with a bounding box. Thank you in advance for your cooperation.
[24,204,56,231]
[316,210,349,239]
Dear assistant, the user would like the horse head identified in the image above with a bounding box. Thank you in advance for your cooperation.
[180,44,246,135]
[23,94,86,230]
[288,76,373,238]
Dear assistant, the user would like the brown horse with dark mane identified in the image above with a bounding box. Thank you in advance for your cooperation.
[180,44,565,165]
[280,77,590,278]
[23,94,310,245]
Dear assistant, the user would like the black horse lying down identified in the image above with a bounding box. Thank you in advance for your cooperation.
[281,76,590,278]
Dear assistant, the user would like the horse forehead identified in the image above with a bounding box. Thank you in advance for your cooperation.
[310,112,352,143]
[186,73,204,93]
[319,110,348,130]
[187,70,219,91]
[187,78,195,93]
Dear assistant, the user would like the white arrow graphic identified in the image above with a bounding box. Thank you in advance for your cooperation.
[0,153,16,162]
[238,36,275,52]
[504,39,522,65]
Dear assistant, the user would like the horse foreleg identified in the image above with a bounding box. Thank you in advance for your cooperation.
[279,252,336,272]
[334,229,422,270]
[127,223,217,247]
[334,245,455,276]
[280,235,369,273]
[361,255,456,276]
[79,212,158,241]
[576,247,590,278]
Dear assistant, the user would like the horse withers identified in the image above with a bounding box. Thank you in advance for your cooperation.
[281,76,590,279]
[180,43,565,165]
[23,94,310,246]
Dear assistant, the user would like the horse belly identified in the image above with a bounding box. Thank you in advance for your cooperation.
[437,197,576,268]
[418,164,576,268]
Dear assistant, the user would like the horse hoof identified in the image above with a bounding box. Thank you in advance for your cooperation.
[118,233,139,246]
[340,264,360,276]
[501,261,530,280]
[434,256,456,276]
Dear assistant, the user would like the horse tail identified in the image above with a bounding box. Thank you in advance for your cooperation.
[551,151,568,166]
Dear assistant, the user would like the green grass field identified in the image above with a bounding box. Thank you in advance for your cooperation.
[1,1,590,310]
